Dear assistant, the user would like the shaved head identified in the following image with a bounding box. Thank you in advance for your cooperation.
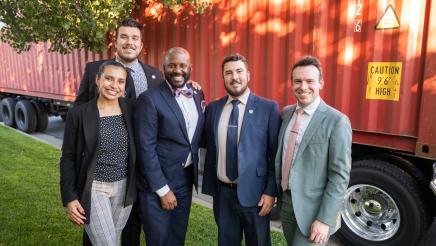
[163,47,192,89]
[163,47,191,67]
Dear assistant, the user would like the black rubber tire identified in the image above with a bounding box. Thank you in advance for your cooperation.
[32,101,48,132]
[14,100,37,133]
[337,159,429,246]
[1,97,16,127]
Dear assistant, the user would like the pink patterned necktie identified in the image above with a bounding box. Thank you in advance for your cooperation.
[281,108,304,191]
[174,88,193,98]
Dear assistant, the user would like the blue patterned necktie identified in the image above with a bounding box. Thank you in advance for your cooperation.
[125,66,148,98]
[226,99,240,181]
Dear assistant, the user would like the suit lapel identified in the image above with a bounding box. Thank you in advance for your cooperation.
[159,83,189,141]
[124,72,135,99]
[119,99,135,158]
[294,101,327,161]
[191,85,204,142]
[83,98,99,153]
[213,96,228,148]
[239,93,256,140]
[140,61,160,88]
[276,105,296,164]
[191,86,203,117]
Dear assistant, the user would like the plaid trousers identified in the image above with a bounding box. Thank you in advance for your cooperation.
[84,179,132,246]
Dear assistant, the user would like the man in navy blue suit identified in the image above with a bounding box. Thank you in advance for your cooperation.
[202,53,281,245]
[134,47,204,246]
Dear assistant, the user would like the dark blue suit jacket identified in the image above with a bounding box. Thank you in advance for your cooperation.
[134,82,205,193]
[202,93,280,207]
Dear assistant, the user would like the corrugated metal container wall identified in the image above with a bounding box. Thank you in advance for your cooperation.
[137,0,432,153]
[0,42,110,101]
[418,0,436,159]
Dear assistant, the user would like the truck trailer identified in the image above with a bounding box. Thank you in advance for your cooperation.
[1,0,435,245]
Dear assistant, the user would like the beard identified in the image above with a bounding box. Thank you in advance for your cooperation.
[224,79,248,98]
[116,44,140,63]
[164,70,191,89]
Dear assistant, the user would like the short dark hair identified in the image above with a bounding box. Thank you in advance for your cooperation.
[115,18,143,39]
[291,56,323,80]
[222,53,249,72]
[97,61,127,78]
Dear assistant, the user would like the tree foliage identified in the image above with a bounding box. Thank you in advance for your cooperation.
[0,0,211,54]
[161,0,211,14]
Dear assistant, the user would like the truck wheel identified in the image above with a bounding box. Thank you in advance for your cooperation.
[32,101,48,132]
[338,159,429,246]
[14,100,37,133]
[1,97,16,127]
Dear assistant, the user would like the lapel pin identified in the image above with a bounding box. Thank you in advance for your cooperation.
[152,75,156,79]
[249,109,254,114]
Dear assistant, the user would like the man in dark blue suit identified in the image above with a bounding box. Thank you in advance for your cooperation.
[134,47,204,246]
[202,53,281,245]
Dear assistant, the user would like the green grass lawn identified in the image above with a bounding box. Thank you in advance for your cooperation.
[0,125,286,245]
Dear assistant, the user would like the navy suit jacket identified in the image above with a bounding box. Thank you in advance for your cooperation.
[202,93,280,207]
[134,82,205,193]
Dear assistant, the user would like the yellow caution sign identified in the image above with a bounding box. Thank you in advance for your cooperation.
[366,62,402,101]
[375,5,400,30]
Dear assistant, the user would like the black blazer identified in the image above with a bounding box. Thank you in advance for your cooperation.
[74,59,164,105]
[60,97,137,224]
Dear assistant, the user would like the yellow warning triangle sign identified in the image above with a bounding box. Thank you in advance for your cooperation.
[376,5,400,30]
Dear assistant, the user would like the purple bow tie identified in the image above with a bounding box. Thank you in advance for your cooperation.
[174,88,193,98]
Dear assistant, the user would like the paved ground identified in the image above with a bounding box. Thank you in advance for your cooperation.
[3,116,436,245]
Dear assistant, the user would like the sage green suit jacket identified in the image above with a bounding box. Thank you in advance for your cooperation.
[275,100,352,236]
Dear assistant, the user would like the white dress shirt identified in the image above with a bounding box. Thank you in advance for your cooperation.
[217,89,250,183]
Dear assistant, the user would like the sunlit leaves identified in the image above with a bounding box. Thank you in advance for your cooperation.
[0,0,135,54]
[0,0,211,54]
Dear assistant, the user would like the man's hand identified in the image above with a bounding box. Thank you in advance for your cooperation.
[65,200,86,225]
[309,219,329,244]
[257,194,275,216]
[188,80,202,90]
[160,190,177,210]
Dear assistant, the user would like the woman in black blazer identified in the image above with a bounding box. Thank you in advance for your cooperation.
[60,61,136,246]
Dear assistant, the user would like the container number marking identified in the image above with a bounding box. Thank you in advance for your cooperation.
[354,0,363,32]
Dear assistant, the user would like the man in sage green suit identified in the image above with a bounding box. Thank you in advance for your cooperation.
[275,56,352,245]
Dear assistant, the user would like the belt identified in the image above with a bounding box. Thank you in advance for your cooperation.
[219,181,237,189]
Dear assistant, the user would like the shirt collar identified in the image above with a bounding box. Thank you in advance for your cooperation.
[115,57,140,70]
[296,96,321,116]
[165,80,188,94]
[226,88,251,105]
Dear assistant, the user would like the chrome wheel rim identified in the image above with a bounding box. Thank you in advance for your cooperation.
[341,184,400,241]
